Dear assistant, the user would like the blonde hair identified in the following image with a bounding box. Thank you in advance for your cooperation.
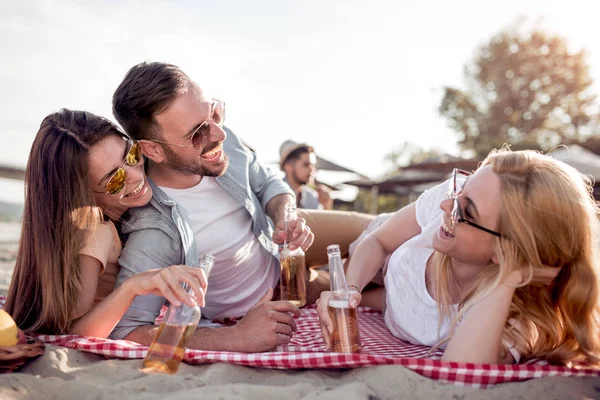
[433,148,600,365]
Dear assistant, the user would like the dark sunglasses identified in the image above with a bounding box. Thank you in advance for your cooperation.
[448,169,502,238]
[151,99,225,151]
[95,138,143,196]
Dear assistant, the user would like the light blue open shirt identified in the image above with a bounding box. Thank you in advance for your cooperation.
[110,128,294,340]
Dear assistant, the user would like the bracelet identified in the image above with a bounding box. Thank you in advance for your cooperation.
[348,284,361,293]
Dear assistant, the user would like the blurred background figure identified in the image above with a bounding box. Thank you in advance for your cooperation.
[280,140,333,210]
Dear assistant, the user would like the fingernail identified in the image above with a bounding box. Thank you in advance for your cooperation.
[174,300,181,306]
[190,297,198,307]
[328,325,333,334]
[350,299,358,308]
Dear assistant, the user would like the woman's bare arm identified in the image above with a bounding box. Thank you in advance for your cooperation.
[70,259,207,338]
[442,281,516,364]
[345,202,421,292]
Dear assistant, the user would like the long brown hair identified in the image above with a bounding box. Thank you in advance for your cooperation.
[434,148,600,365]
[4,109,126,334]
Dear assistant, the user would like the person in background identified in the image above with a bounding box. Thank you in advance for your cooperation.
[280,140,333,210]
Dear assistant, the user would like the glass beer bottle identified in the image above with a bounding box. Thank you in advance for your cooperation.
[142,254,215,374]
[327,244,362,353]
[279,203,307,307]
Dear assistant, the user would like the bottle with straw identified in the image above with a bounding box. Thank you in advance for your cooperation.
[279,204,307,306]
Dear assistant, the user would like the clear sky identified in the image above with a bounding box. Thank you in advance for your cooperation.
[0,0,598,203]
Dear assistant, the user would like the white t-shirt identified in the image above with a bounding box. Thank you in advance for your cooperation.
[383,181,450,347]
[160,177,279,320]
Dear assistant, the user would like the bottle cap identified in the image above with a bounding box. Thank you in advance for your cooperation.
[327,244,341,256]
[200,254,215,277]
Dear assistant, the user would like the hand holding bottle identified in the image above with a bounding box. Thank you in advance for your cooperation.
[272,213,314,251]
[315,289,362,349]
[278,204,308,307]
[316,245,362,353]
[124,265,207,308]
[142,255,214,374]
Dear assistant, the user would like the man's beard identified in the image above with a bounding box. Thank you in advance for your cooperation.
[162,144,229,177]
[292,170,311,186]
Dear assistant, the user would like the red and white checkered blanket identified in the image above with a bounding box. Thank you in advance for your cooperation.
[2,297,598,388]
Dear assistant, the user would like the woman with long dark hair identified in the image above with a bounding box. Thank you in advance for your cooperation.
[5,109,206,337]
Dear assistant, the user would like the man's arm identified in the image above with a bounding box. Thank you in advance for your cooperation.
[265,193,295,227]
[124,325,245,351]
[268,193,315,252]
[234,134,294,212]
[223,127,294,221]
[125,288,302,352]
[110,228,182,340]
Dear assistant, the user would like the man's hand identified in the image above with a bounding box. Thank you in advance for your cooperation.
[272,216,314,252]
[231,288,301,352]
[316,184,333,210]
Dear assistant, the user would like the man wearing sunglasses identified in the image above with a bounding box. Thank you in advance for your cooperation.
[109,62,315,353]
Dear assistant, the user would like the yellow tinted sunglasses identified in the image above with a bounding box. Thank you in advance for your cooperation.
[97,138,143,196]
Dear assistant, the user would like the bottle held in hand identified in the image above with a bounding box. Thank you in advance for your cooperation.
[280,204,307,307]
[142,254,215,374]
[327,244,361,354]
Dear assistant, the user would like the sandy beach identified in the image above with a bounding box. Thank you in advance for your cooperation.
[1,221,599,399]
[2,346,600,400]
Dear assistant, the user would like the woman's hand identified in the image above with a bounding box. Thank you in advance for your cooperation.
[504,266,562,287]
[315,289,362,349]
[125,265,207,308]
[70,265,207,338]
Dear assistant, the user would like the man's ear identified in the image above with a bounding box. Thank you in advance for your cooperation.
[282,162,293,177]
[139,139,165,164]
